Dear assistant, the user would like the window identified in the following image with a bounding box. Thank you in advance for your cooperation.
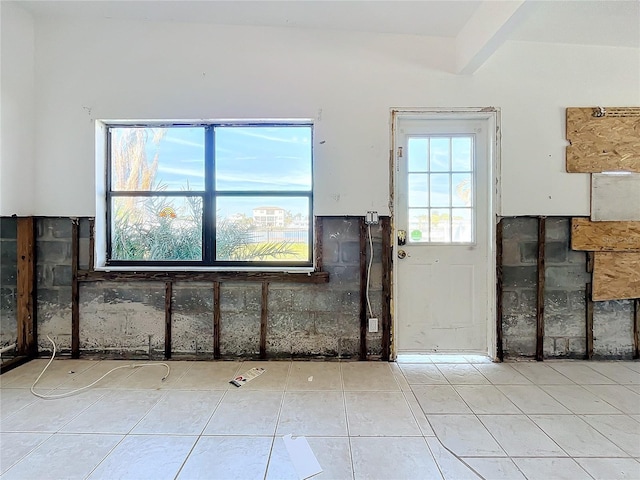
[406,135,474,243]
[104,123,313,268]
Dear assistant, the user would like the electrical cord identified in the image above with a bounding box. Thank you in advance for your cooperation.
[30,335,170,400]
[366,223,374,319]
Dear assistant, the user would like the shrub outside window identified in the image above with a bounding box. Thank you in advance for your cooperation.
[106,123,313,268]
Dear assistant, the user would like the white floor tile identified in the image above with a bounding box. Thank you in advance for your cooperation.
[345,391,421,436]
[478,415,566,457]
[61,389,165,434]
[541,384,622,414]
[277,391,347,436]
[548,362,617,384]
[0,432,51,475]
[172,361,241,390]
[510,363,574,385]
[513,458,592,480]
[351,437,443,480]
[341,362,399,391]
[497,385,571,414]
[1,433,122,480]
[464,458,526,480]
[1,360,96,389]
[454,385,521,414]
[0,388,38,421]
[412,385,472,414]
[475,364,532,385]
[54,360,140,389]
[399,364,449,385]
[585,363,640,385]
[132,390,223,435]
[575,457,640,480]
[425,437,482,480]
[110,361,191,390]
[436,365,490,385]
[87,434,197,480]
[583,384,640,414]
[177,436,272,480]
[266,436,354,480]
[580,415,640,457]
[428,415,505,457]
[530,414,629,457]
[203,390,283,436]
[286,362,342,391]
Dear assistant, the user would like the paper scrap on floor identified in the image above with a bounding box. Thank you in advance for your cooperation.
[230,367,265,387]
[283,434,323,480]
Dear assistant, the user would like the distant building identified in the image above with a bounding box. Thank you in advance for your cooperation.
[252,206,286,227]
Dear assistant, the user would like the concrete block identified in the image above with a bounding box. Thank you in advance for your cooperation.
[37,241,72,264]
[103,285,165,310]
[1,264,17,284]
[501,242,522,266]
[322,218,360,244]
[545,242,568,264]
[593,300,634,358]
[290,333,339,357]
[37,288,61,305]
[502,266,537,288]
[543,336,556,357]
[520,242,538,264]
[172,313,214,355]
[244,284,262,312]
[172,287,213,314]
[501,217,538,241]
[545,313,584,337]
[1,287,16,310]
[267,288,293,311]
[219,312,260,356]
[323,265,359,286]
[567,249,587,265]
[545,217,570,241]
[338,337,359,358]
[341,241,360,264]
[503,289,536,316]
[568,337,586,356]
[79,218,92,238]
[568,290,586,311]
[0,217,17,239]
[79,238,91,270]
[219,285,245,313]
[545,265,590,290]
[1,240,17,263]
[323,239,340,264]
[37,265,54,287]
[53,265,72,286]
[38,218,72,239]
[503,336,536,357]
[544,290,569,315]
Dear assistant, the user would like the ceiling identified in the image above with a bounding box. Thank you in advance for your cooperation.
[11,0,640,48]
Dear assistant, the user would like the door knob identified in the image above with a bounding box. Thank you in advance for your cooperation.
[397,249,407,259]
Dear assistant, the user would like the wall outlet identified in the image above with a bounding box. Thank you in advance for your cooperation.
[368,318,379,333]
[365,211,379,225]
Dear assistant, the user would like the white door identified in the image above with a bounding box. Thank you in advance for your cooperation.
[394,112,497,356]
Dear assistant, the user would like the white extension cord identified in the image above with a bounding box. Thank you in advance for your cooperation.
[30,335,170,400]
[366,223,374,319]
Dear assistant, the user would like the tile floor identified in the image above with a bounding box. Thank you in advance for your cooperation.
[0,357,639,479]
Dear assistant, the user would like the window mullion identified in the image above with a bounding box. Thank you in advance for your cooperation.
[204,126,215,264]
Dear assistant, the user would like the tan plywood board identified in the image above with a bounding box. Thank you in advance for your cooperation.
[591,173,640,221]
[593,252,640,301]
[566,108,640,173]
[572,218,640,251]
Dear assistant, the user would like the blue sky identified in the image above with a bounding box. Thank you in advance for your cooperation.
[117,125,312,218]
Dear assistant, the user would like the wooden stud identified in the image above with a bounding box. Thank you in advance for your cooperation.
[359,217,367,361]
[71,219,80,358]
[314,216,323,272]
[213,282,221,359]
[536,216,546,362]
[586,283,594,360]
[381,216,391,361]
[164,281,172,359]
[634,299,639,360]
[496,219,504,362]
[16,217,36,357]
[89,218,95,271]
[260,282,269,359]
[587,252,595,274]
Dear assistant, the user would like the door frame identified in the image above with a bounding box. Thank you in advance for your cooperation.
[390,108,501,360]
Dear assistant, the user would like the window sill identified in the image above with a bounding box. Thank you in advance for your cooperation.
[78,269,329,284]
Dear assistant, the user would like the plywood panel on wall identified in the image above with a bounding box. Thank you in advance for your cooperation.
[566,107,640,173]
[593,252,640,301]
[591,173,640,221]
[572,218,640,251]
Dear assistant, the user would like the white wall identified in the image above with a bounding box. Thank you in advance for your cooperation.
[0,2,35,216]
[18,17,640,216]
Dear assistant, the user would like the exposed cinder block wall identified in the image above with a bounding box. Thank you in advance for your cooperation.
[1,217,18,351]
[501,216,635,360]
[3,216,384,359]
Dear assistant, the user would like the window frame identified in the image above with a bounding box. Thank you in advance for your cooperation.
[100,120,314,271]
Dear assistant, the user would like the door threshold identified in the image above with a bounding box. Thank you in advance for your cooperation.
[396,353,494,364]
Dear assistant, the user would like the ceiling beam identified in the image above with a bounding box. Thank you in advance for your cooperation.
[455,0,534,75]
